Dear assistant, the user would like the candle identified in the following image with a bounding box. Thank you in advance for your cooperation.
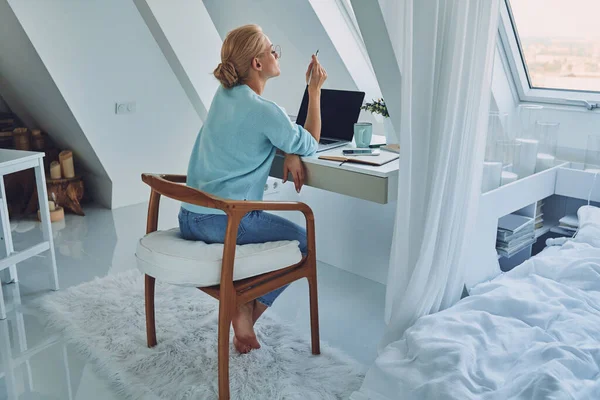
[515,138,538,178]
[481,161,502,193]
[50,161,61,180]
[535,153,555,173]
[59,150,75,178]
[501,171,518,185]
[48,200,56,212]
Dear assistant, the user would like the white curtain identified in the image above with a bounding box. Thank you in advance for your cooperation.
[351,1,500,398]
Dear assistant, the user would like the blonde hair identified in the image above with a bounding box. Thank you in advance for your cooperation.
[213,24,268,89]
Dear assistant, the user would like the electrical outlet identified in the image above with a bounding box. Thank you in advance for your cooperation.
[264,178,280,195]
[115,101,136,114]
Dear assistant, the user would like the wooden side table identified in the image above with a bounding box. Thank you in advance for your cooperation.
[0,149,59,319]
[25,175,85,216]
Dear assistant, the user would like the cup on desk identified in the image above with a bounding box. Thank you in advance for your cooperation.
[354,122,373,148]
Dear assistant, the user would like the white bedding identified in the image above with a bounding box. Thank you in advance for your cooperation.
[352,206,600,400]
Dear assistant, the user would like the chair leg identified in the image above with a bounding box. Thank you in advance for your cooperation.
[217,297,234,400]
[145,274,157,348]
[307,272,321,355]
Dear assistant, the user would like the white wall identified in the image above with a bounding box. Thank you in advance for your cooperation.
[203,0,383,132]
[265,180,395,285]
[8,0,201,208]
[0,0,112,207]
[491,43,518,116]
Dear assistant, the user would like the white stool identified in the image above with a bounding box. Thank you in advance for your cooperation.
[0,149,59,319]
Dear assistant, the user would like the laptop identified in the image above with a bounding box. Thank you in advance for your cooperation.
[295,87,365,152]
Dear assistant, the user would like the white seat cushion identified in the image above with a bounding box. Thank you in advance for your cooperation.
[135,228,302,287]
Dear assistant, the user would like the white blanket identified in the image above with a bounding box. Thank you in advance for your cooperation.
[352,206,600,400]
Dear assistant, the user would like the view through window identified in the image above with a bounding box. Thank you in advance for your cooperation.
[509,0,600,92]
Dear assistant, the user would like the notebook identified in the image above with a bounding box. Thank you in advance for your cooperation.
[318,148,399,166]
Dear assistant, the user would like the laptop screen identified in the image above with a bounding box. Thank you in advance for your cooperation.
[295,87,365,141]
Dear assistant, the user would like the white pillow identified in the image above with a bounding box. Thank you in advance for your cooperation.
[573,205,600,248]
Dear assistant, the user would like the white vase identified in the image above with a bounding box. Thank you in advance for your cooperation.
[383,117,397,144]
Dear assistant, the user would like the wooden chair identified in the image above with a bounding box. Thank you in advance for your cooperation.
[137,174,320,400]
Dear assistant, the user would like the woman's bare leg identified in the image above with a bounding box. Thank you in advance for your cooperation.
[253,299,268,324]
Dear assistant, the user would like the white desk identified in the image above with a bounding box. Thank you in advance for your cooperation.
[270,140,399,204]
[0,149,58,319]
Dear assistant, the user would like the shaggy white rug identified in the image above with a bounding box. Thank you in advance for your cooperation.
[38,270,365,400]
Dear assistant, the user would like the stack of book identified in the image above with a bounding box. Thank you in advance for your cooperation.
[496,213,535,258]
[558,214,578,234]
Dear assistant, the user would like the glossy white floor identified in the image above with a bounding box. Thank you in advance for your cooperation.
[0,200,385,400]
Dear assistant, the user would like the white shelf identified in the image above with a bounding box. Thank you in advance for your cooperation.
[556,166,600,203]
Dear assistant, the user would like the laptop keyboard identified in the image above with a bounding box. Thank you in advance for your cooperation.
[319,138,337,144]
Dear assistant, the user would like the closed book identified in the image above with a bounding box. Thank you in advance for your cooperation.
[498,214,534,234]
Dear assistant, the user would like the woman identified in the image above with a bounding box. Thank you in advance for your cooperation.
[178,24,327,354]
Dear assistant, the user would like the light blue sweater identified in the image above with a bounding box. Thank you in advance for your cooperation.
[182,84,318,215]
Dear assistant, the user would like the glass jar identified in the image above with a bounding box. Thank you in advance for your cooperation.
[534,121,559,173]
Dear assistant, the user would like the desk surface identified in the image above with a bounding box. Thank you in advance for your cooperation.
[301,143,399,178]
[270,135,399,204]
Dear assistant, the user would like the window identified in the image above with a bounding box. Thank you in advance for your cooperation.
[501,0,600,107]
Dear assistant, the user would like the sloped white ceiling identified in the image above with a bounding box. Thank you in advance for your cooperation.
[136,0,222,119]
[0,0,112,206]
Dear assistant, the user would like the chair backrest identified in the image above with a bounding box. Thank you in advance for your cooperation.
[141,173,232,234]
[141,174,227,210]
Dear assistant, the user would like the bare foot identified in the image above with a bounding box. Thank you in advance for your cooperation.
[233,336,251,354]
[232,301,261,351]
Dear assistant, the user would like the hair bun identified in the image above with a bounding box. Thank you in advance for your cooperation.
[214,61,239,88]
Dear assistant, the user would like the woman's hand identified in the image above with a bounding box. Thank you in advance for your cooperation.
[305,55,327,94]
[282,154,306,193]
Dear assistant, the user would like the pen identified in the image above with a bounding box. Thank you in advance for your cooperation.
[308,49,319,85]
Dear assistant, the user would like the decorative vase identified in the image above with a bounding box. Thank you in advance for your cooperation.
[383,117,397,144]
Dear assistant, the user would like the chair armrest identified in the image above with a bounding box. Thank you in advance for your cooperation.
[159,174,186,184]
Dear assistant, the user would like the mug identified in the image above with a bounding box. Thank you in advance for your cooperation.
[354,122,373,148]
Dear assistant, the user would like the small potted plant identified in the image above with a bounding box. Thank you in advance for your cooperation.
[360,98,397,144]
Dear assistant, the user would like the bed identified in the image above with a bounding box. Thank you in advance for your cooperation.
[351,205,600,400]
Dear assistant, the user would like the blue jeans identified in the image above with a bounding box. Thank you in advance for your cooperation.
[178,208,308,307]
